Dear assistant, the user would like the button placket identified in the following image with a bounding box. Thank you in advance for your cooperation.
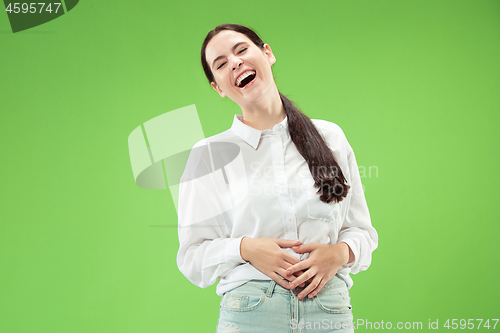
[271,130,298,240]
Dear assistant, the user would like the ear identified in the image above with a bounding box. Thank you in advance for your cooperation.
[263,44,276,66]
[211,81,226,98]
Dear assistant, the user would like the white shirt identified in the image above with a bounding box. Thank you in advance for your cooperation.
[176,114,378,296]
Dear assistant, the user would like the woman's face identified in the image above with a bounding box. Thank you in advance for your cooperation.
[205,30,276,106]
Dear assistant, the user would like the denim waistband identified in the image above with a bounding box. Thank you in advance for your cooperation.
[236,274,347,298]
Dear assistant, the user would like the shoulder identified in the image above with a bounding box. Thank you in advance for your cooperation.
[191,128,235,149]
[311,119,344,136]
[310,119,352,153]
[183,128,238,179]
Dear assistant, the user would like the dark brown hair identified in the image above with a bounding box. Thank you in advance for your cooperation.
[201,24,349,203]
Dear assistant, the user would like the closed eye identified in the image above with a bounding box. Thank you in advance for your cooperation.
[216,48,247,70]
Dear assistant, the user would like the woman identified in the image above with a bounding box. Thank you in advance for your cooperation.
[177,24,378,332]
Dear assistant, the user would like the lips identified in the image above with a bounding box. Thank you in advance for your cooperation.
[235,69,256,87]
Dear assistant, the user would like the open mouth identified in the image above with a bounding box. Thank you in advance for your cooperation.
[236,70,256,88]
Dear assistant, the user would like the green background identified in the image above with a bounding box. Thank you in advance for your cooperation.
[1,0,499,332]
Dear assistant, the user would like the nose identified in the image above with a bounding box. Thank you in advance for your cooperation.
[230,56,243,71]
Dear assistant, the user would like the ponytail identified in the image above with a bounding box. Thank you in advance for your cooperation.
[280,92,350,203]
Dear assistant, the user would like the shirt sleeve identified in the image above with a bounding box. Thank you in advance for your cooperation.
[337,134,379,274]
[176,141,247,288]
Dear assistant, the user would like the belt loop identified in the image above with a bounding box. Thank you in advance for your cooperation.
[266,280,276,298]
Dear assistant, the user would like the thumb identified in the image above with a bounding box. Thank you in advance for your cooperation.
[274,238,301,248]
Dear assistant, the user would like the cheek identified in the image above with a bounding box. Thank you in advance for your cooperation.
[215,71,229,84]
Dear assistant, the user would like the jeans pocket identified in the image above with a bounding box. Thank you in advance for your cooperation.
[220,286,266,313]
[314,282,352,314]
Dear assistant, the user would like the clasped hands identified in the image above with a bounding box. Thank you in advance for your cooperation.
[240,237,353,300]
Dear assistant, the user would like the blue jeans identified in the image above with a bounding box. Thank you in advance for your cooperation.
[216,274,354,332]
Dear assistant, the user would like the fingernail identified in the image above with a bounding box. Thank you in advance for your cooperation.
[289,283,295,289]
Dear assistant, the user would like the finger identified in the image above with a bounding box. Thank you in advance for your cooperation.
[294,270,305,277]
[295,270,313,283]
[281,251,301,266]
[288,269,315,289]
[278,269,307,287]
[274,238,301,248]
[307,278,328,299]
[270,272,291,289]
[292,270,306,287]
[297,276,322,300]
[278,268,298,283]
[277,255,301,273]
[299,274,313,286]
[285,260,311,276]
[291,243,319,253]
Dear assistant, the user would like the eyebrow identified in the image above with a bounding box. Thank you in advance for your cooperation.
[212,42,247,69]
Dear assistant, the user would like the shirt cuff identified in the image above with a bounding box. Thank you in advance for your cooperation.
[224,236,247,265]
[338,239,358,270]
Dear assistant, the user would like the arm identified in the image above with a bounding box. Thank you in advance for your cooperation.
[176,143,246,288]
[177,226,246,288]
[337,145,378,274]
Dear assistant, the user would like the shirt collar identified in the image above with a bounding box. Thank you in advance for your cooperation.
[230,114,288,150]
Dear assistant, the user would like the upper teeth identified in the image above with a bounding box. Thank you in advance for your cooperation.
[236,70,256,86]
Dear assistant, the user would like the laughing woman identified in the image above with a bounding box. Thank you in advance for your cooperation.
[177,24,378,333]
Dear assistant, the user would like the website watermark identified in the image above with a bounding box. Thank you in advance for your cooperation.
[290,318,499,330]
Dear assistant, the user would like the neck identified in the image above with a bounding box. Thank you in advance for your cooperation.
[239,85,286,130]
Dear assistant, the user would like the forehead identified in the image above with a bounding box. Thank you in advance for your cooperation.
[205,30,253,63]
